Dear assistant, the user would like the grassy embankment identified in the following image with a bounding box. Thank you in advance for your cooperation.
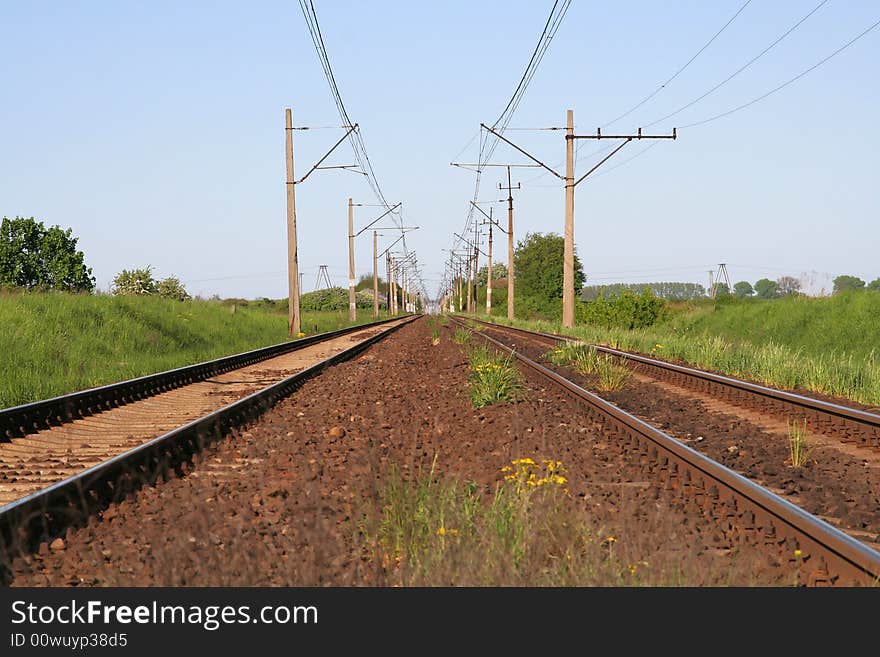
[1,291,390,408]
[467,292,880,407]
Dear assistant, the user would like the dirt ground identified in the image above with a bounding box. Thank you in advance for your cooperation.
[8,318,804,586]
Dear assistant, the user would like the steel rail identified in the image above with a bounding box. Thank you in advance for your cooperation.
[460,316,880,449]
[0,315,420,568]
[451,317,880,586]
[1,315,411,441]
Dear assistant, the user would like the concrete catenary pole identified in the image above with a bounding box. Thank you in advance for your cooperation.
[348,197,356,322]
[285,108,301,336]
[562,108,575,328]
[372,230,379,318]
[506,167,516,321]
[486,219,493,315]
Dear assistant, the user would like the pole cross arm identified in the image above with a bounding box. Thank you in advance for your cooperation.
[453,232,489,258]
[480,123,564,180]
[296,123,359,185]
[570,127,676,140]
[353,202,403,237]
[570,129,677,188]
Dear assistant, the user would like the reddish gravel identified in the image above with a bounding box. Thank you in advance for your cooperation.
[7,318,800,586]
[477,324,880,552]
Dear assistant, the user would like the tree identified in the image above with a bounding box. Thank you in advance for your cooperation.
[112,267,157,296]
[0,216,95,291]
[777,275,801,296]
[581,281,705,300]
[733,281,754,297]
[754,278,779,299]
[712,282,730,297]
[513,232,585,304]
[156,276,190,301]
[833,275,865,294]
[355,273,385,292]
[476,262,508,287]
[868,277,880,292]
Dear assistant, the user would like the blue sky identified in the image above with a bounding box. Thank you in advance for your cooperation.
[1,1,877,300]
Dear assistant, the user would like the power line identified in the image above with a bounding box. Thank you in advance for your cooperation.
[602,0,753,129]
[298,1,423,292]
[444,0,571,300]
[644,0,830,128]
[681,16,880,129]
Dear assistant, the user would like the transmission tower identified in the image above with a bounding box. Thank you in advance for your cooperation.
[710,263,732,298]
[315,265,333,291]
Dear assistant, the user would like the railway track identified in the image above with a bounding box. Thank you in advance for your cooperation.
[450,316,880,586]
[461,316,880,452]
[0,315,416,563]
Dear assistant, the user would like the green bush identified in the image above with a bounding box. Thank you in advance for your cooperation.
[300,287,377,311]
[576,290,665,329]
[112,267,157,296]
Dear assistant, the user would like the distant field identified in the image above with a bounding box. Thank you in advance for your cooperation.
[475,291,880,407]
[663,292,880,360]
[1,291,388,408]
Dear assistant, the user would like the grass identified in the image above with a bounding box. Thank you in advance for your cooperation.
[595,355,633,391]
[452,327,471,345]
[543,342,630,390]
[0,290,388,408]
[545,341,600,374]
[466,344,525,408]
[479,306,880,407]
[362,457,654,586]
[786,419,812,468]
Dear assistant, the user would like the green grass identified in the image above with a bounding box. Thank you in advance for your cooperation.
[470,293,880,406]
[666,292,880,360]
[466,344,525,408]
[0,290,389,408]
[362,458,651,586]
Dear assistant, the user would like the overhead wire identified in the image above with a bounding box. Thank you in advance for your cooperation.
[643,0,830,128]
[602,0,754,129]
[298,1,425,291]
[443,0,571,300]
[681,15,880,129]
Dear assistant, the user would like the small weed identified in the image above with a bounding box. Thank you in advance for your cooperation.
[786,419,812,468]
[571,345,600,375]
[430,326,440,345]
[595,355,632,391]
[544,341,600,374]
[452,327,471,345]
[467,346,525,408]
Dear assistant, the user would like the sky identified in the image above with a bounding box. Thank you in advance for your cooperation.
[1,1,878,302]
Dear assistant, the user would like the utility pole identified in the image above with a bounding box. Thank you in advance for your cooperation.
[472,222,480,312]
[348,202,403,319]
[563,110,576,327]
[285,108,301,336]
[486,210,493,314]
[471,201,507,317]
[282,109,358,336]
[481,113,676,328]
[348,197,356,322]
[385,249,393,316]
[373,230,379,317]
[498,166,520,320]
